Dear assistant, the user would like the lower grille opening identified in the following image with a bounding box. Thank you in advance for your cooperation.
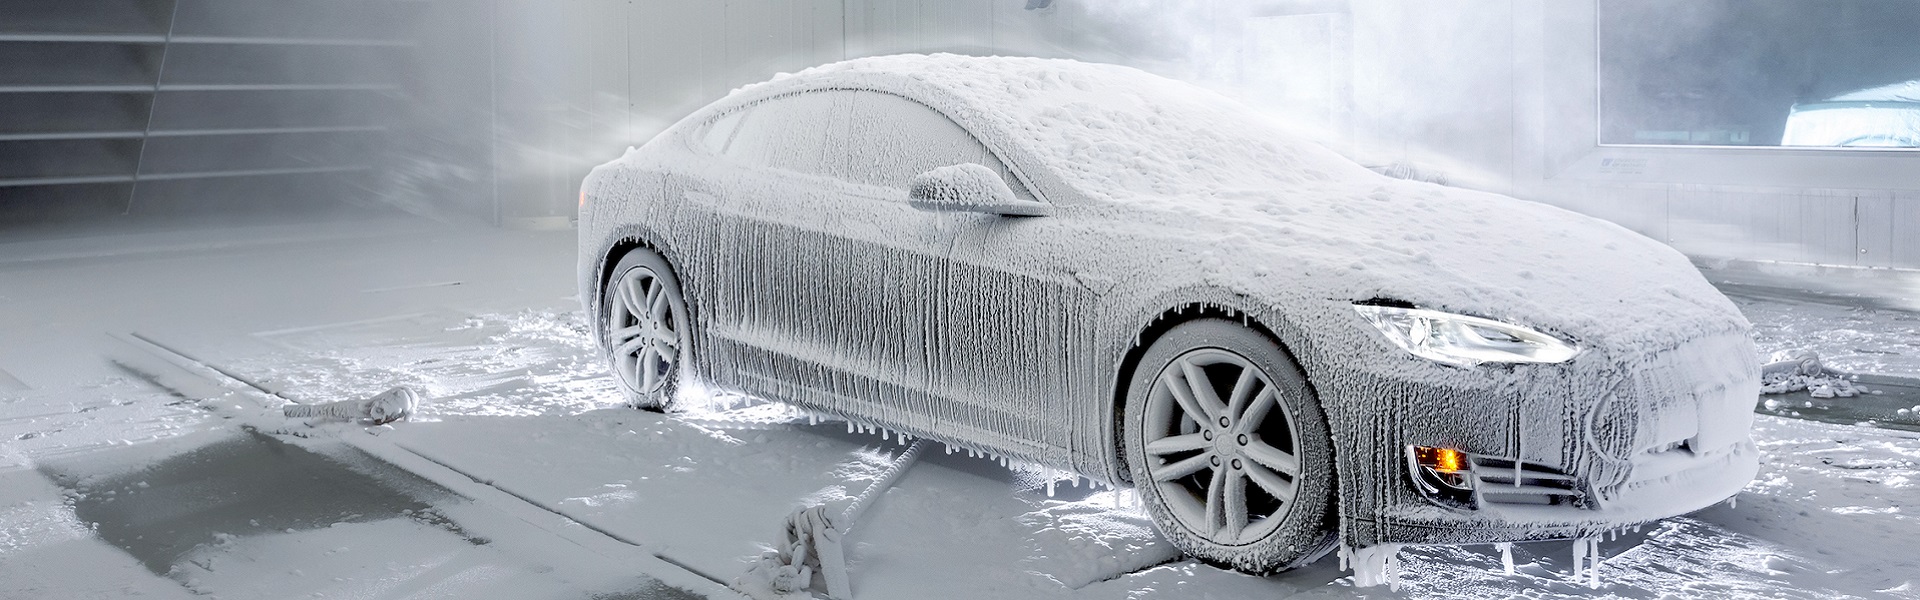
[1470,457,1587,508]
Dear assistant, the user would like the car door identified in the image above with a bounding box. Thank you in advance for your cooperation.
[677,91,843,403]
[825,91,1095,455]
[775,89,1037,430]
[683,90,956,420]
[932,213,1104,461]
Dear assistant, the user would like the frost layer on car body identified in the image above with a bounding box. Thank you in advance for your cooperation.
[577,53,1761,566]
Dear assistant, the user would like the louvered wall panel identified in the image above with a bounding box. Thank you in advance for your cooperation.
[0,0,421,223]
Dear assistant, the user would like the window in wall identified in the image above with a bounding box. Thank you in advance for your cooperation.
[1599,0,1920,148]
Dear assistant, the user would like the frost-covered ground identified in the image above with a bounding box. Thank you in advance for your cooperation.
[2,216,1916,599]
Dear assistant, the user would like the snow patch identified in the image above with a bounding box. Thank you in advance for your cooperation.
[1760,352,1867,398]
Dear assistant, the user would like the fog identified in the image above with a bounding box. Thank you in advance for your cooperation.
[4,1,1914,273]
[4,3,1920,599]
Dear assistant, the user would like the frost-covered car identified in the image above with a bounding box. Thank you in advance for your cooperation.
[1782,80,1920,147]
[577,54,1761,573]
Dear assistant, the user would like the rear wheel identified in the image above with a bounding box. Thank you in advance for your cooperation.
[1123,318,1337,573]
[602,247,689,410]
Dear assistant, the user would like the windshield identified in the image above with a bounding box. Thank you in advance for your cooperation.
[1013,79,1374,203]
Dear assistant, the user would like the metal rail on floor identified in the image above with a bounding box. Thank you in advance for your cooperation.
[111,330,750,600]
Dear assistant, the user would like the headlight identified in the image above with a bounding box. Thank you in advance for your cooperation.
[1353,304,1578,367]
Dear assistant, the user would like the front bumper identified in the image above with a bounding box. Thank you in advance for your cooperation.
[1335,330,1761,546]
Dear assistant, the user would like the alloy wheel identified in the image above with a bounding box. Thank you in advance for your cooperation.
[1141,348,1304,545]
[609,265,683,396]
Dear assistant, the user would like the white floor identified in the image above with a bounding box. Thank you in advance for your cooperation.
[2,216,1915,599]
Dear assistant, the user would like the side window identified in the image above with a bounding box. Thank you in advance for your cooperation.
[723,91,850,175]
[828,91,1033,199]
[698,110,745,154]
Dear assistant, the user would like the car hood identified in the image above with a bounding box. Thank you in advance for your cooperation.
[1094,177,1748,358]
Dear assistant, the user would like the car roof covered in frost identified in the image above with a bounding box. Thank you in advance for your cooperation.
[718,53,1376,206]
[1829,80,1920,102]
[655,54,1747,353]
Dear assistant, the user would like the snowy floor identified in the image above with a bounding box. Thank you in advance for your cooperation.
[3,215,1916,599]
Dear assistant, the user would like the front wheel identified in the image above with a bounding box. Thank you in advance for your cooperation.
[602,247,690,410]
[1123,318,1338,573]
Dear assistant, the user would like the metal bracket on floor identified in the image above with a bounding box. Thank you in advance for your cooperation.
[743,439,928,600]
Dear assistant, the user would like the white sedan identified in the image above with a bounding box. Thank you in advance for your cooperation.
[577,54,1761,573]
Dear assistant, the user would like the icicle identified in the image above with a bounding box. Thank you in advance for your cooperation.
[1570,537,1601,589]
[1046,474,1055,497]
[847,421,855,434]
[1727,496,1737,509]
[1588,538,1601,589]
[1346,544,1404,590]
[1496,542,1514,575]
[1570,538,1586,581]
[882,428,889,441]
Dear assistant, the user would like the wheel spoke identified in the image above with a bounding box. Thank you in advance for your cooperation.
[648,281,671,321]
[1243,440,1301,476]
[1223,471,1249,537]
[1225,367,1257,421]
[1165,373,1213,427]
[655,343,679,365]
[622,277,648,317]
[654,323,678,346]
[1204,465,1228,535]
[1236,388,1277,435]
[1145,433,1210,456]
[1178,359,1228,421]
[611,324,644,344]
[1245,461,1296,504]
[1152,452,1213,482]
[638,347,660,390]
[615,335,647,357]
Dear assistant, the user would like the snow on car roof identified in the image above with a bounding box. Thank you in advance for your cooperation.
[761,53,1372,205]
[1828,80,1920,103]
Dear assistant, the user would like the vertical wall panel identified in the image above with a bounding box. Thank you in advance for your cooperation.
[1855,193,1894,267]
[1893,190,1920,268]
[629,1,726,120]
[920,0,997,54]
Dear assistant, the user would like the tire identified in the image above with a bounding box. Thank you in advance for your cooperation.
[1122,318,1338,573]
[601,247,691,411]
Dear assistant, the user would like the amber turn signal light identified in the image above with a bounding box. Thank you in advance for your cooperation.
[1413,446,1467,474]
[1408,446,1474,506]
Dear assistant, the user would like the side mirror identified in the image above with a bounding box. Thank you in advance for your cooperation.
[908,163,1051,217]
